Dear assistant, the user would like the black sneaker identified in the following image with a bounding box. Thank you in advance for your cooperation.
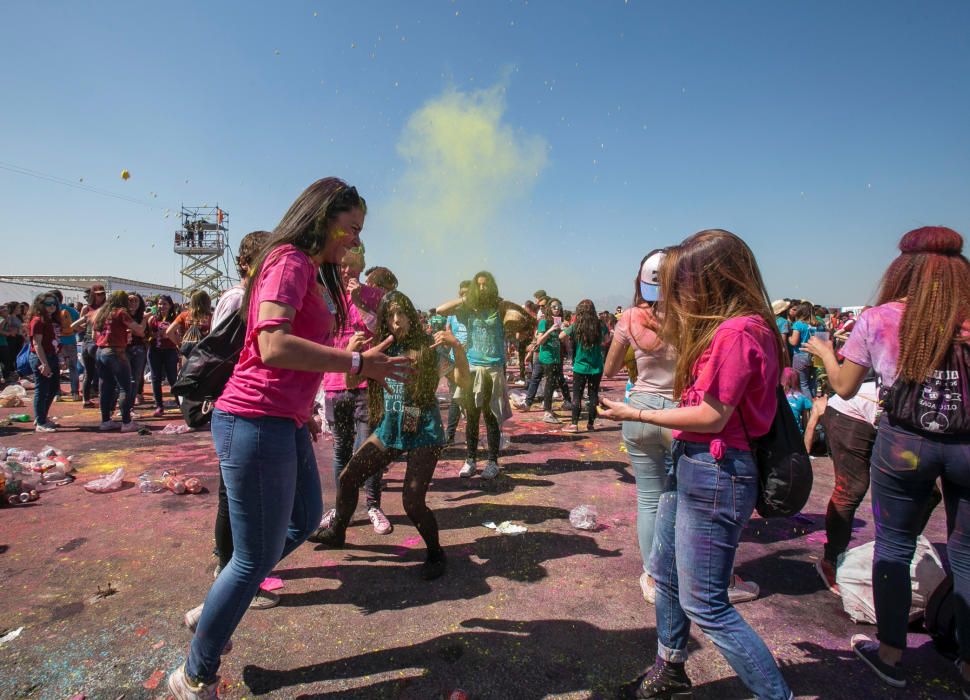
[307,525,345,547]
[624,657,692,699]
[421,549,447,580]
[851,634,905,688]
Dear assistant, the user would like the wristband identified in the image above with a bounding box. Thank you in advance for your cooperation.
[350,351,363,375]
[638,409,645,423]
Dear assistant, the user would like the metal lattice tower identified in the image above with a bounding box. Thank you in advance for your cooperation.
[174,205,232,299]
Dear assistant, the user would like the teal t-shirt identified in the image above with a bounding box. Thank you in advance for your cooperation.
[564,323,606,375]
[785,391,813,432]
[373,344,446,451]
[457,308,505,367]
[792,320,816,355]
[60,304,80,345]
[537,318,561,365]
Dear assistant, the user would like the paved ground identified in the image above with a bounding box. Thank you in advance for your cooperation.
[0,376,959,699]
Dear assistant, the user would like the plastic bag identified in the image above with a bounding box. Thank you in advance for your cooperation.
[0,385,26,401]
[837,535,946,624]
[483,520,527,535]
[161,423,192,435]
[84,467,125,494]
[569,505,598,530]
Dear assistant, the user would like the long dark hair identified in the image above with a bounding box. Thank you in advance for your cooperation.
[367,291,440,428]
[28,293,56,325]
[242,178,366,331]
[465,270,499,312]
[94,291,130,333]
[876,226,970,381]
[155,295,177,323]
[572,299,602,348]
[128,293,146,323]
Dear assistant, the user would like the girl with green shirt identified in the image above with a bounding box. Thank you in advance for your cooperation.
[311,291,470,580]
[560,299,609,432]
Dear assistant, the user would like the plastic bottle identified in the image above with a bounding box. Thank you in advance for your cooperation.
[137,473,164,494]
[183,477,203,494]
[569,504,598,530]
[9,414,31,423]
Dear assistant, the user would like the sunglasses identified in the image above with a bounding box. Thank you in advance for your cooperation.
[43,301,57,307]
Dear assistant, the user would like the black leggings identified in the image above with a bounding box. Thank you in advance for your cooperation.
[571,372,602,427]
[333,439,442,555]
[81,340,99,402]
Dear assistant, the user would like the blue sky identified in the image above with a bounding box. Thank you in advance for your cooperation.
[2,1,969,310]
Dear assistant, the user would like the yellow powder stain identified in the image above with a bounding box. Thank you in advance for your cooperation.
[901,450,919,468]
[78,449,136,474]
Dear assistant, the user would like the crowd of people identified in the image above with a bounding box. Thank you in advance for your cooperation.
[2,179,969,700]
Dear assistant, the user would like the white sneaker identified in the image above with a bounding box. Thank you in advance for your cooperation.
[167,664,219,700]
[99,420,122,431]
[319,508,337,529]
[727,575,760,604]
[459,460,477,478]
[249,588,280,609]
[34,423,57,433]
[481,460,501,480]
[514,379,526,387]
[367,507,394,535]
[542,411,561,424]
[121,421,141,433]
[639,572,656,605]
[184,603,234,653]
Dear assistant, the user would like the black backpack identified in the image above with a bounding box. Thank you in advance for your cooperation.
[880,342,970,435]
[742,385,814,518]
[172,312,245,404]
[925,574,958,659]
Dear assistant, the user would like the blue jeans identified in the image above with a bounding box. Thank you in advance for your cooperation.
[792,352,816,398]
[148,346,179,408]
[623,392,676,572]
[29,352,60,426]
[59,343,79,396]
[327,389,380,509]
[186,409,323,683]
[96,348,132,424]
[870,417,970,655]
[652,441,791,700]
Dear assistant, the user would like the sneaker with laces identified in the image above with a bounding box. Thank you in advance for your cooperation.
[250,588,280,609]
[99,420,122,431]
[727,574,759,604]
[852,634,905,688]
[167,664,219,700]
[542,411,561,424]
[368,507,394,535]
[35,423,57,433]
[639,572,656,606]
[627,657,693,699]
[459,459,477,478]
[121,421,141,433]
[319,508,337,529]
[183,605,233,653]
[815,558,840,596]
[481,460,501,480]
[562,423,579,433]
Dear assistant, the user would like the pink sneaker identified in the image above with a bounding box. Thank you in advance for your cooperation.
[367,507,394,535]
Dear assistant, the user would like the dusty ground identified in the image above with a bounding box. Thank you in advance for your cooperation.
[0,376,958,699]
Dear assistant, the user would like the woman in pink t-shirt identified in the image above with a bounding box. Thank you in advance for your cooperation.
[601,230,791,700]
[170,178,412,699]
[804,226,970,692]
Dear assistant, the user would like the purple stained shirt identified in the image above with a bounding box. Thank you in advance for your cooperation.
[840,302,904,386]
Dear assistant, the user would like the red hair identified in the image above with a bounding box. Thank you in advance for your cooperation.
[876,226,970,381]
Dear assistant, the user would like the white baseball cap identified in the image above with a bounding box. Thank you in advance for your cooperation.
[639,250,665,302]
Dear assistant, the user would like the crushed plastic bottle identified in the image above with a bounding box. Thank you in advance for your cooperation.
[569,505,598,531]
[137,473,165,494]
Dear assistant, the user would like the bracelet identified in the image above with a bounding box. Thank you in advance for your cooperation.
[350,351,363,375]
[638,409,644,423]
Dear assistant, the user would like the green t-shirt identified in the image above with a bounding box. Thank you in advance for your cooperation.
[537,318,562,365]
[564,323,606,375]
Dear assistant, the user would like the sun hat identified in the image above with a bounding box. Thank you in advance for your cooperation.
[771,299,791,315]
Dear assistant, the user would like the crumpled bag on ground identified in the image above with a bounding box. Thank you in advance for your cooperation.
[84,467,125,494]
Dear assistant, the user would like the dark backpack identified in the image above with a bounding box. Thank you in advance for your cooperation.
[742,385,814,518]
[880,342,970,436]
[925,574,957,659]
[171,312,245,403]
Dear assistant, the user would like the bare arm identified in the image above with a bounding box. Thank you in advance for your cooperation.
[803,395,826,454]
[599,394,735,433]
[603,334,629,379]
[435,299,464,316]
[789,328,801,347]
[802,337,868,399]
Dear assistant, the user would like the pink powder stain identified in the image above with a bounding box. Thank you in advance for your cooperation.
[402,536,423,547]
[805,531,828,544]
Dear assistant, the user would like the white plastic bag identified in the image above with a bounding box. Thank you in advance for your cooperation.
[84,467,125,494]
[836,535,946,624]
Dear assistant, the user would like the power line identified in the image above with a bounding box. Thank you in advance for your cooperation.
[0,160,171,210]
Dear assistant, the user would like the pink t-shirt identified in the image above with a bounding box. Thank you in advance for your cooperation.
[674,315,781,451]
[614,306,676,400]
[840,302,903,386]
[321,285,384,393]
[216,245,335,426]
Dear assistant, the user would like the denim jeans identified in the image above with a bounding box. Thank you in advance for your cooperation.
[870,417,970,655]
[623,392,676,572]
[29,352,60,426]
[148,346,179,408]
[792,352,816,398]
[525,362,566,411]
[59,343,79,396]
[186,409,322,683]
[96,348,132,424]
[327,389,381,509]
[81,339,99,402]
[652,440,791,700]
[126,344,147,404]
